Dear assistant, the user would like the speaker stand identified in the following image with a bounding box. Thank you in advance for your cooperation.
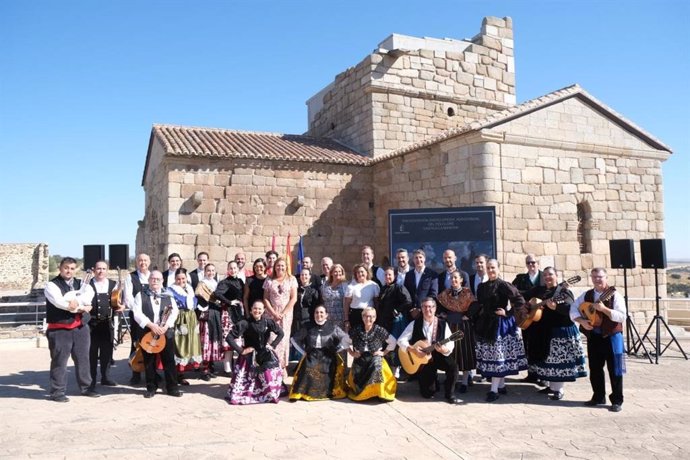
[622,268,652,363]
[638,268,688,363]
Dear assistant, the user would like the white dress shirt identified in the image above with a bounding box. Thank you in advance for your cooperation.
[132,291,179,330]
[397,318,454,356]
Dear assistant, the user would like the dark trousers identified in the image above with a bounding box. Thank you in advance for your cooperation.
[89,320,114,382]
[142,335,179,393]
[418,350,458,399]
[47,325,92,396]
[349,309,364,331]
[587,332,624,405]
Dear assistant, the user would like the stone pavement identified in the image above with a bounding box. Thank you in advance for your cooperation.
[0,338,688,460]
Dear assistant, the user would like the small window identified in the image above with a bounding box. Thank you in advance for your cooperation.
[447,107,456,117]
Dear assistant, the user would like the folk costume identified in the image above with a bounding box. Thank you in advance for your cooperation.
[524,285,586,390]
[346,324,397,401]
[225,317,284,405]
[168,284,202,371]
[45,275,95,400]
[437,287,477,374]
[474,279,528,378]
[571,288,626,407]
[214,275,245,373]
[397,315,458,400]
[196,277,224,373]
[289,320,349,401]
[88,277,118,386]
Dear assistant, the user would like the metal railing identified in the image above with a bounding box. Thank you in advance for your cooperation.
[0,301,45,328]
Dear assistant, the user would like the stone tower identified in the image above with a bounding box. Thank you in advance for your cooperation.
[307,17,516,158]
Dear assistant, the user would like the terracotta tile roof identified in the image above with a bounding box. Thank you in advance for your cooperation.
[372,84,672,164]
[152,124,369,166]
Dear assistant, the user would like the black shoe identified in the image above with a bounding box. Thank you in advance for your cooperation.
[199,373,211,382]
[101,379,117,386]
[486,391,499,402]
[144,390,156,399]
[550,391,564,401]
[50,394,69,403]
[81,389,101,398]
[421,393,435,400]
[522,375,538,383]
[535,379,548,387]
[497,387,508,395]
[538,387,555,395]
[609,403,622,412]
[584,398,606,406]
[467,376,474,387]
[458,384,468,394]
[129,374,141,385]
[168,389,183,397]
[87,382,97,392]
[446,396,462,405]
[178,378,190,386]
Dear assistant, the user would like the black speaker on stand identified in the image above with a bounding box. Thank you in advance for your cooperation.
[608,240,650,362]
[83,245,105,271]
[638,239,687,363]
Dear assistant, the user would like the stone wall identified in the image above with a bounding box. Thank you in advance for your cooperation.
[308,17,515,158]
[138,142,375,272]
[0,243,49,291]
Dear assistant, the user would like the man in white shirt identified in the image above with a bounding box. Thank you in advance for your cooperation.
[320,257,333,284]
[124,253,151,385]
[190,251,210,289]
[397,297,461,404]
[45,257,97,402]
[132,271,181,398]
[469,254,489,296]
[361,245,386,287]
[570,268,626,412]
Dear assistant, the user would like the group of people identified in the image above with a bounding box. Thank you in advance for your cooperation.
[45,246,627,413]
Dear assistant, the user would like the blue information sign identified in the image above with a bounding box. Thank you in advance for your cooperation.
[388,207,497,274]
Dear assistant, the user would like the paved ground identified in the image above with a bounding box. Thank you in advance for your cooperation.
[0,336,688,460]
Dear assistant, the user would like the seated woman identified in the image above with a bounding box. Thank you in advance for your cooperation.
[224,301,284,405]
[289,305,349,401]
[346,307,397,402]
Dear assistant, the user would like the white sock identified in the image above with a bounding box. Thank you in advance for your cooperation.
[491,377,500,393]
[551,381,564,393]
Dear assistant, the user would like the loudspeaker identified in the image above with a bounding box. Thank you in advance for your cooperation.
[609,239,635,269]
[640,239,667,269]
[109,244,130,270]
[83,245,105,271]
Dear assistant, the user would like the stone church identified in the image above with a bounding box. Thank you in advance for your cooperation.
[137,17,671,324]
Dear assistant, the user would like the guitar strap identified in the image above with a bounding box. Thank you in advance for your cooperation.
[431,317,438,344]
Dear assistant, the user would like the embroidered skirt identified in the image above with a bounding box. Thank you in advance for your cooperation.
[225,352,283,405]
[347,353,397,401]
[529,324,587,382]
[475,317,528,377]
[174,309,203,370]
[289,349,347,401]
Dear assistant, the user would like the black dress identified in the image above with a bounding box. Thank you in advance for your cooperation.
[376,283,412,334]
[289,321,348,400]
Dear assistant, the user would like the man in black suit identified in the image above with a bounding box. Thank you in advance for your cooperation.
[468,254,489,297]
[404,249,438,321]
[512,254,545,385]
[437,249,470,293]
[189,251,210,290]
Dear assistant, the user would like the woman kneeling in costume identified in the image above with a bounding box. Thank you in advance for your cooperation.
[224,301,284,405]
[346,307,397,401]
[289,305,349,401]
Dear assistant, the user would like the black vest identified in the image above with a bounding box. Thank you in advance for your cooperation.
[410,316,447,345]
[130,271,148,297]
[134,293,174,340]
[46,276,82,325]
[90,279,116,322]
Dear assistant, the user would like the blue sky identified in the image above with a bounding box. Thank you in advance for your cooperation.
[1,0,688,260]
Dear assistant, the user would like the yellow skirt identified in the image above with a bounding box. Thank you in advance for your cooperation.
[289,351,347,401]
[347,354,397,402]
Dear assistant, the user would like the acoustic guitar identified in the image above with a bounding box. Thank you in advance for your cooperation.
[110,267,125,310]
[519,275,581,329]
[398,329,464,375]
[139,305,172,354]
[578,286,616,328]
[128,345,145,373]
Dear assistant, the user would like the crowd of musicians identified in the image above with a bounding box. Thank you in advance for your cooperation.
[44,247,626,412]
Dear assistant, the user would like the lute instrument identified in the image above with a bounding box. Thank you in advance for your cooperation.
[578,286,616,328]
[519,275,581,329]
[63,269,94,303]
[110,267,125,310]
[398,329,464,375]
[139,304,173,354]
